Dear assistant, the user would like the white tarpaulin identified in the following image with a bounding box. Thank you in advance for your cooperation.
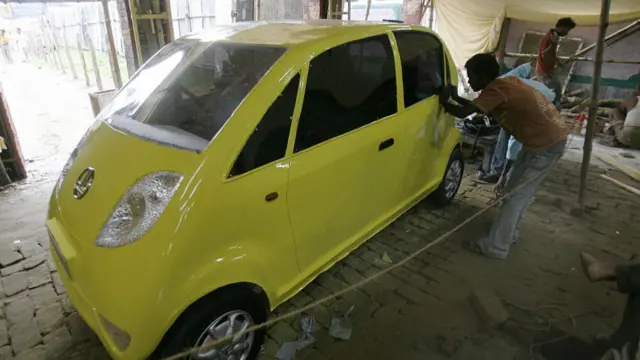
[435,0,640,66]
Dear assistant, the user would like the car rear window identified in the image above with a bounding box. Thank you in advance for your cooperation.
[101,39,286,153]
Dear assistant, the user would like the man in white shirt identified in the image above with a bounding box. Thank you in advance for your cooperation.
[14,28,28,62]
[609,84,640,149]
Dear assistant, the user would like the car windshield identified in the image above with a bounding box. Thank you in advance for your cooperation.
[100,39,287,153]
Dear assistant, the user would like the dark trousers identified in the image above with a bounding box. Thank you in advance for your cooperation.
[608,264,640,357]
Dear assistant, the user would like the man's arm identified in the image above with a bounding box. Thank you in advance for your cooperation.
[440,84,480,118]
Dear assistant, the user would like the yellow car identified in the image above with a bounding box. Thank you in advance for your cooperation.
[47,20,462,360]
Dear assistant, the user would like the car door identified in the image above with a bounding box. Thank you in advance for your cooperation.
[391,30,450,202]
[221,73,302,297]
[287,34,404,276]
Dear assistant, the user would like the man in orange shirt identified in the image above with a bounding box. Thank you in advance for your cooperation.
[440,53,568,260]
[536,17,577,107]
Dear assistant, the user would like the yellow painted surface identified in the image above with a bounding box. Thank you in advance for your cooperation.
[46,21,461,360]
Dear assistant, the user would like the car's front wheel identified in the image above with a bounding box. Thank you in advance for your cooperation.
[153,286,267,360]
[428,147,464,207]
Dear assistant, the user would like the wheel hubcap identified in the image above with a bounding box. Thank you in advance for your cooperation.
[192,310,255,360]
[444,160,462,199]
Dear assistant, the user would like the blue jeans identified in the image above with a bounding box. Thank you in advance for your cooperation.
[478,139,567,259]
[489,129,509,175]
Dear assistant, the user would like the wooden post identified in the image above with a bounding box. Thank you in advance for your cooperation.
[364,0,372,20]
[62,23,78,80]
[578,0,611,211]
[86,35,104,91]
[101,0,123,88]
[427,0,434,28]
[77,34,91,87]
[495,18,511,71]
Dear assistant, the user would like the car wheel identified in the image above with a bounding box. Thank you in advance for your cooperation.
[428,147,464,208]
[153,287,267,360]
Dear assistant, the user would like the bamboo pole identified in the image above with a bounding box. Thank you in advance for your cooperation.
[86,35,103,91]
[101,0,123,88]
[578,0,610,211]
[76,34,90,87]
[62,24,78,80]
[364,0,372,20]
[600,174,640,197]
[427,0,434,29]
[560,19,639,66]
[504,52,640,64]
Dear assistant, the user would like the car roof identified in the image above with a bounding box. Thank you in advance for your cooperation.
[182,20,426,47]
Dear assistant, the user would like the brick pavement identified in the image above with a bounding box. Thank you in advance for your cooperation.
[0,159,637,360]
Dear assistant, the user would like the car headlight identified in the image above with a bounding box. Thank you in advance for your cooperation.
[95,171,183,248]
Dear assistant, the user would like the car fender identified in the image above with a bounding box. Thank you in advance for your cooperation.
[164,240,276,329]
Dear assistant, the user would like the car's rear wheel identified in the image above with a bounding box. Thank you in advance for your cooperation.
[428,147,464,207]
[153,286,267,360]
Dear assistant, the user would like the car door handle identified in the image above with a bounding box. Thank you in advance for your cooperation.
[378,138,395,151]
[265,192,279,202]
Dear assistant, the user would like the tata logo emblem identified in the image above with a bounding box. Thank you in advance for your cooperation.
[73,167,95,199]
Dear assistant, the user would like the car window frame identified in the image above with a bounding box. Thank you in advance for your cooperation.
[391,29,447,110]
[225,70,304,180]
[291,32,399,155]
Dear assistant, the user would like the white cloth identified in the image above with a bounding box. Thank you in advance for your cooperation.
[435,0,640,66]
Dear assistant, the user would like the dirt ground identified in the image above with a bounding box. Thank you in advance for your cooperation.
[0,64,639,360]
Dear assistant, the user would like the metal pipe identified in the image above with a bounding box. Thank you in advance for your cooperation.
[578,0,611,211]
[504,52,640,64]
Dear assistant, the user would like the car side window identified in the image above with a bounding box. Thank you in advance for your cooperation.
[393,31,444,108]
[229,74,300,177]
[294,34,397,152]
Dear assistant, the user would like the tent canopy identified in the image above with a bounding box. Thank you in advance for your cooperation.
[435,0,640,66]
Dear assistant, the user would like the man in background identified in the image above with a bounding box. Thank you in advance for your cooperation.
[536,17,577,107]
[0,30,12,65]
[605,84,640,149]
[15,28,28,62]
[477,62,556,184]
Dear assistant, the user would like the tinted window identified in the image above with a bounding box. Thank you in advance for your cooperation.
[102,40,286,152]
[295,35,397,152]
[230,74,300,177]
[393,31,444,108]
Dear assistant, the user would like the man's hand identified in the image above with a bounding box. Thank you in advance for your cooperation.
[439,85,452,106]
[494,175,507,197]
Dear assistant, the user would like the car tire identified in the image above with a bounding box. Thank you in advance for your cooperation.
[152,286,267,360]
[428,147,464,208]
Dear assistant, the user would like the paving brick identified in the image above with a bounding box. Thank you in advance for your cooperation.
[396,284,440,308]
[344,256,370,274]
[0,346,12,360]
[337,266,366,285]
[374,290,408,310]
[51,273,65,295]
[267,321,297,345]
[21,255,46,271]
[43,327,73,360]
[5,297,34,325]
[15,243,43,260]
[471,289,509,328]
[0,321,7,347]
[288,292,313,309]
[9,321,42,354]
[315,273,346,293]
[0,265,23,278]
[28,285,58,309]
[36,303,65,335]
[390,267,430,289]
[67,313,94,343]
[1,273,29,297]
[0,251,23,268]
[13,346,43,360]
[27,265,51,289]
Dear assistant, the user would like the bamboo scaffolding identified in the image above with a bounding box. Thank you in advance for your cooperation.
[578,0,610,211]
